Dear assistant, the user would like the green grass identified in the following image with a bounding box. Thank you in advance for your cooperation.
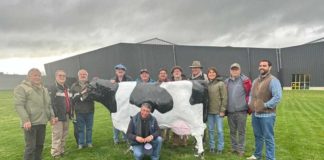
[1,90,324,160]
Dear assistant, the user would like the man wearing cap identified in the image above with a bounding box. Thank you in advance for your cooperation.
[127,103,162,160]
[110,64,133,144]
[224,63,252,157]
[189,60,208,81]
[136,69,155,83]
[111,64,133,83]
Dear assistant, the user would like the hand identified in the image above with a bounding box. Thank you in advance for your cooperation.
[110,80,116,84]
[219,112,225,117]
[247,108,252,115]
[23,121,31,131]
[135,136,145,143]
[50,117,58,125]
[144,135,154,143]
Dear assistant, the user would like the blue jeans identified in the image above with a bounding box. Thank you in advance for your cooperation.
[76,112,94,145]
[207,114,224,151]
[113,127,127,143]
[252,114,276,160]
[133,136,163,160]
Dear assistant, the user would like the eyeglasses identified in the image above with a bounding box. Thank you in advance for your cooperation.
[57,74,66,77]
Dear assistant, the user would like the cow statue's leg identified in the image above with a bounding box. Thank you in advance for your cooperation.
[194,134,204,159]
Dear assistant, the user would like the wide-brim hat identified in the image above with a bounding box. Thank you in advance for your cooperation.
[189,60,203,68]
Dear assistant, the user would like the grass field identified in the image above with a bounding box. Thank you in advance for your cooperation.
[1,90,324,160]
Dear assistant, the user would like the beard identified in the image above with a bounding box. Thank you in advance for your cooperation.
[260,69,269,75]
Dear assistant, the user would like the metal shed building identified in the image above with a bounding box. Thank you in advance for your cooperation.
[44,38,324,89]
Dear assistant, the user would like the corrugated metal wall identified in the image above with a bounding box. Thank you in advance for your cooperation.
[44,41,324,87]
[281,42,324,86]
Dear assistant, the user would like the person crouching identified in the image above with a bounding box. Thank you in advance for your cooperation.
[127,103,163,160]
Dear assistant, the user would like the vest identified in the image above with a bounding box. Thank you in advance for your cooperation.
[249,73,276,113]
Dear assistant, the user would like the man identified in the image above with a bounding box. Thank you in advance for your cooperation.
[136,69,155,83]
[127,103,162,160]
[49,70,73,158]
[224,63,252,157]
[188,61,208,145]
[110,64,132,144]
[247,60,282,160]
[189,60,208,81]
[157,68,169,83]
[71,69,95,149]
[156,68,170,141]
[171,66,186,81]
[170,66,188,146]
[14,68,56,160]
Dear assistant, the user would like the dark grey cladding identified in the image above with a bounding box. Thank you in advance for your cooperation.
[44,41,324,88]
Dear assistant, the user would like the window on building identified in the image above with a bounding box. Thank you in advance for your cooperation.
[291,74,310,90]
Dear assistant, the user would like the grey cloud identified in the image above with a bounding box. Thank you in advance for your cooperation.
[1,0,324,59]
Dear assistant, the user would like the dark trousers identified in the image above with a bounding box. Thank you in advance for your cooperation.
[24,124,46,160]
[227,111,247,153]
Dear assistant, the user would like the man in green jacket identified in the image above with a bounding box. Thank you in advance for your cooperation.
[14,68,57,160]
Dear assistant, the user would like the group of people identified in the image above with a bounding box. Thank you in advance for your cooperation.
[14,68,95,159]
[14,59,282,160]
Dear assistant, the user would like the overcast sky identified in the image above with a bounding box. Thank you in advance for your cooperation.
[1,0,324,74]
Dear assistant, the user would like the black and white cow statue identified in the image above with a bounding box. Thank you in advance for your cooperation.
[85,78,208,156]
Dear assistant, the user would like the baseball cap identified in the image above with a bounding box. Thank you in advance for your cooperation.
[230,63,241,69]
[114,64,127,71]
[140,68,149,74]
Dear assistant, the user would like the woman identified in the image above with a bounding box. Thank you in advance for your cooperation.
[207,67,227,154]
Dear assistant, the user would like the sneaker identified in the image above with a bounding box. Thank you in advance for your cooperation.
[87,144,93,148]
[78,145,83,149]
[209,148,215,153]
[246,155,257,160]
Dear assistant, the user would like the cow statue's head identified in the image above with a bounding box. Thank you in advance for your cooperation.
[85,78,118,113]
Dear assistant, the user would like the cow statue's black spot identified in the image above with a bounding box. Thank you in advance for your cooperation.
[190,80,209,123]
[129,83,173,113]
[86,78,118,113]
